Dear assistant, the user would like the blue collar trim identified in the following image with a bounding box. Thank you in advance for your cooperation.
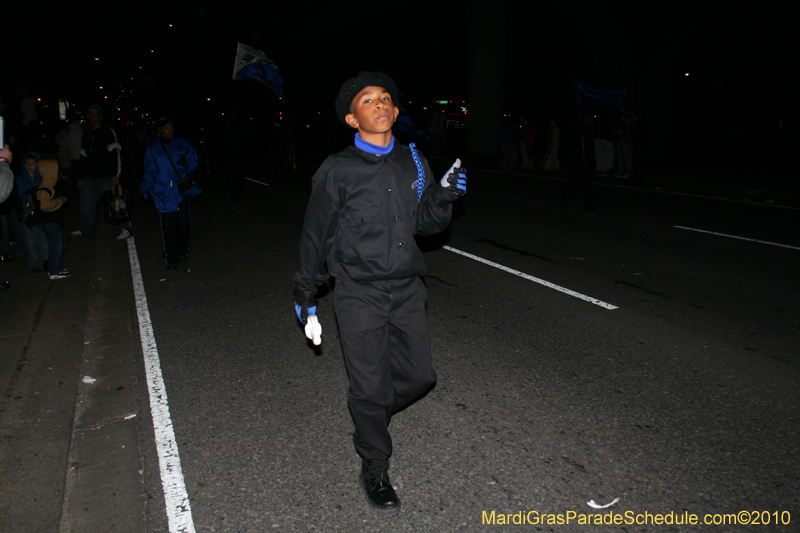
[355,133,394,155]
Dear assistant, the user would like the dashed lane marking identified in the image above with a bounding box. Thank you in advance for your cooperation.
[442,245,618,310]
[673,226,800,250]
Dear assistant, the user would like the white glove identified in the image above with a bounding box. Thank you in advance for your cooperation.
[304,314,322,346]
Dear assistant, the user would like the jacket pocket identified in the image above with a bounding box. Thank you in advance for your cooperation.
[342,207,387,261]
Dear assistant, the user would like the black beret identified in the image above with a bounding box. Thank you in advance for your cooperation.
[335,71,401,128]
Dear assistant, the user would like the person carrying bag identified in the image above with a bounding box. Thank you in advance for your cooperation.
[140,116,199,270]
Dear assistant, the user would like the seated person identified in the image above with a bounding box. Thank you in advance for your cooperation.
[14,152,48,273]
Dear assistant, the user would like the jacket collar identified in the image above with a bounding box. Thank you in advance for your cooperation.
[352,140,401,165]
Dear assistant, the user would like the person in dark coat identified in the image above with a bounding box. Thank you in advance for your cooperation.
[560,113,598,211]
[71,104,132,240]
[293,71,466,511]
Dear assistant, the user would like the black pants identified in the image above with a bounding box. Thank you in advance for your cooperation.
[159,200,192,265]
[334,277,437,461]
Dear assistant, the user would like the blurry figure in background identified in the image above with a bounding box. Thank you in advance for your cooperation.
[36,159,70,279]
[630,109,648,186]
[55,126,71,189]
[428,104,446,160]
[55,121,82,194]
[519,116,536,169]
[66,121,84,191]
[1,144,15,264]
[592,105,615,177]
[283,115,298,171]
[140,116,199,271]
[17,87,42,153]
[542,118,560,171]
[595,137,615,176]
[0,145,12,202]
[219,107,250,200]
[122,113,150,183]
[18,88,37,126]
[1,143,15,261]
[1,145,13,293]
[560,113,597,212]
[1,97,21,157]
[267,121,284,170]
[71,104,132,240]
[0,191,14,261]
[14,152,48,273]
[614,104,634,178]
[194,126,211,180]
[497,115,518,174]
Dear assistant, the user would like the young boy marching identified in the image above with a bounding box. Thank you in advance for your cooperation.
[293,71,466,510]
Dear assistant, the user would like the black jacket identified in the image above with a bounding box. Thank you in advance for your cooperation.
[81,125,121,179]
[294,142,454,310]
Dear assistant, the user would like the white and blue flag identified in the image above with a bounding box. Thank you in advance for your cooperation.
[232,43,285,100]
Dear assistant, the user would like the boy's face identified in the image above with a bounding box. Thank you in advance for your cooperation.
[24,158,38,177]
[345,86,399,135]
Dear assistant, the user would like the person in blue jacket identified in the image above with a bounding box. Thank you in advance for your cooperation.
[140,116,199,270]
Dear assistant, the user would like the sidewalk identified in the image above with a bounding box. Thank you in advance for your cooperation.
[0,221,145,533]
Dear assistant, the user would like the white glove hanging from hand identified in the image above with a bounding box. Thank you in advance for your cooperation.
[295,303,322,346]
[304,315,322,346]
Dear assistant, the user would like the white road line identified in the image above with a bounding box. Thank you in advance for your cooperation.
[673,226,800,250]
[442,245,618,310]
[127,238,197,533]
[246,177,270,186]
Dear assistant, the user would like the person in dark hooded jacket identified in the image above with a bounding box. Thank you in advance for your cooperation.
[140,116,199,270]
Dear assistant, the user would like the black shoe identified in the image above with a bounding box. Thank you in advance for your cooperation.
[167,263,178,270]
[0,255,14,262]
[359,459,400,510]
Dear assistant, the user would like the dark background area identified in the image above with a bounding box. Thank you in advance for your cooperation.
[2,0,795,183]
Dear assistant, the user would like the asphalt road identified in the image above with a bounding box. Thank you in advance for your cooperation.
[3,162,799,532]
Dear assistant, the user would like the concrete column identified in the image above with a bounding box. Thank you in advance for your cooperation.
[468,0,508,155]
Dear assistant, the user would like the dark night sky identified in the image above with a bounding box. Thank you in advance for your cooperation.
[3,0,794,162]
[7,1,470,114]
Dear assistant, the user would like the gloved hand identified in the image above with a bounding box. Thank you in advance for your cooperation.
[439,158,466,202]
[295,303,322,345]
[305,315,322,346]
[295,302,316,325]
